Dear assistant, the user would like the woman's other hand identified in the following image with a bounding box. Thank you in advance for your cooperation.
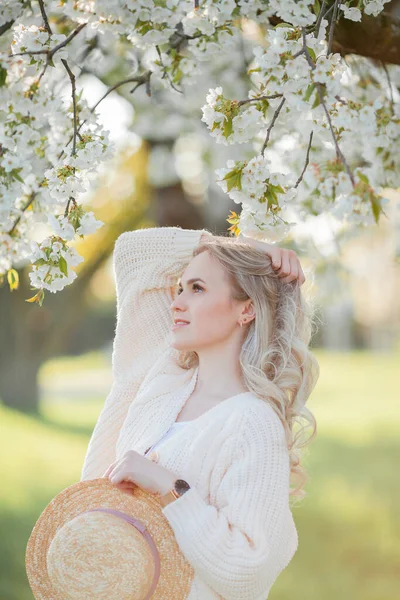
[102,450,178,496]
[238,232,306,285]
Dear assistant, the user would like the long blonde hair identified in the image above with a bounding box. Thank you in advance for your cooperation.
[175,235,320,503]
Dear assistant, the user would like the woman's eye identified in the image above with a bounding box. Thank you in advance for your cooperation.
[176,283,203,295]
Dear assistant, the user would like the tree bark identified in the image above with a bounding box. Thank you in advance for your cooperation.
[332,7,400,66]
[268,1,400,66]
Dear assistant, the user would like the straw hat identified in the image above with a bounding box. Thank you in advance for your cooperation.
[25,477,194,599]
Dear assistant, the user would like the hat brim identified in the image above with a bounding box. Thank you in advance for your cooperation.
[25,478,194,599]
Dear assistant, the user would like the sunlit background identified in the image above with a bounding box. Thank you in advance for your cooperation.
[1,80,399,600]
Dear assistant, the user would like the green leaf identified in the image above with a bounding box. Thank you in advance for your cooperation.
[7,268,19,290]
[222,169,242,192]
[223,117,233,138]
[304,83,315,102]
[307,47,317,63]
[313,0,321,17]
[0,66,7,87]
[357,172,369,185]
[11,169,24,183]
[370,194,381,223]
[265,188,279,209]
[311,89,321,109]
[59,256,68,277]
[33,258,48,267]
[270,184,285,194]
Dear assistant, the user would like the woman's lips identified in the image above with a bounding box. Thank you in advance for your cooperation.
[172,322,190,330]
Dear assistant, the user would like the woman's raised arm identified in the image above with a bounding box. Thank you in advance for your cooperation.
[111,226,211,383]
[80,226,210,481]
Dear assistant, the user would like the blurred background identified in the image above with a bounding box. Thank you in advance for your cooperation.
[1,15,400,598]
[1,135,399,600]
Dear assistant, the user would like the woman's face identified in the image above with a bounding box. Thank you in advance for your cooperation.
[169,250,243,352]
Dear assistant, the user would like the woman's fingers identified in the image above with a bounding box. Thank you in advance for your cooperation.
[276,249,306,285]
[238,234,306,285]
[277,249,290,277]
[267,247,282,270]
[280,251,298,283]
[117,480,136,488]
[115,481,136,495]
[298,262,306,285]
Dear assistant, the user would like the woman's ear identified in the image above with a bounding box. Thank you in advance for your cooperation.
[240,301,256,322]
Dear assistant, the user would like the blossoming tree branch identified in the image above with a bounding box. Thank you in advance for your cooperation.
[0,0,398,305]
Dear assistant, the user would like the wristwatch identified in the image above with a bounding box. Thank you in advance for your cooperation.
[159,479,191,508]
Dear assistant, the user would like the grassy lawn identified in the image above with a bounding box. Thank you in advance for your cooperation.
[0,348,399,600]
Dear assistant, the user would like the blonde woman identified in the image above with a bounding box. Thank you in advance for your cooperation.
[81,226,319,600]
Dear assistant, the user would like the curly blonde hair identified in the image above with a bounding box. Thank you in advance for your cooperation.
[175,235,320,503]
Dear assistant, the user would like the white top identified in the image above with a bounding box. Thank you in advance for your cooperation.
[144,420,189,456]
[81,226,298,600]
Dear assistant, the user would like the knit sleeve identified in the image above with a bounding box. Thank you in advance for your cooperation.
[160,406,298,600]
[111,226,210,385]
[80,226,210,481]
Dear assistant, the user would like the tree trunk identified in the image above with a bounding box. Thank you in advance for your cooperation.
[0,269,46,413]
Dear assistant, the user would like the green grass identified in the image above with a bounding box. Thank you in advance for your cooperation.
[1,348,399,600]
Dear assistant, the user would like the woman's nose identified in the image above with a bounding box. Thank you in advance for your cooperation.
[170,290,191,312]
[170,295,184,311]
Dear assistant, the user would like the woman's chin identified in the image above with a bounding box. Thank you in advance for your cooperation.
[169,337,195,351]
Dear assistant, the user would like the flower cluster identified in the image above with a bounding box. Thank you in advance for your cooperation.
[0,0,398,303]
[28,205,103,298]
[29,236,84,296]
[216,155,298,239]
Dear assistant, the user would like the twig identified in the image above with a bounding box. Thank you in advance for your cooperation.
[381,61,394,114]
[10,23,87,58]
[238,93,283,107]
[90,73,152,113]
[38,2,82,155]
[260,96,286,156]
[38,0,52,34]
[0,20,14,37]
[61,59,81,155]
[8,192,37,235]
[57,72,152,161]
[316,85,355,184]
[64,196,77,218]
[327,0,342,56]
[155,45,183,94]
[315,0,328,37]
[301,28,355,186]
[294,130,314,188]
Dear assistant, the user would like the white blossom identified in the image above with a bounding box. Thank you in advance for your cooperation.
[0,0,398,300]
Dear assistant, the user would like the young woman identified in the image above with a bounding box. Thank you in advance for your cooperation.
[81,226,319,600]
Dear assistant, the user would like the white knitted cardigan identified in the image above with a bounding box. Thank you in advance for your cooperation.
[80,226,298,600]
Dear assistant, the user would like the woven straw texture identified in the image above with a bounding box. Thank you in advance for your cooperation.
[25,478,194,599]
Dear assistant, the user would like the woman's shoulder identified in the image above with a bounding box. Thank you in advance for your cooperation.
[235,392,287,446]
[239,390,283,420]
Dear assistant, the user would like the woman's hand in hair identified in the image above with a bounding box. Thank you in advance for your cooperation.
[237,232,306,286]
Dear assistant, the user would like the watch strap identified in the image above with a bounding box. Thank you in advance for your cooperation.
[159,479,190,508]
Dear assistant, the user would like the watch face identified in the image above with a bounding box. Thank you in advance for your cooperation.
[174,479,191,495]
